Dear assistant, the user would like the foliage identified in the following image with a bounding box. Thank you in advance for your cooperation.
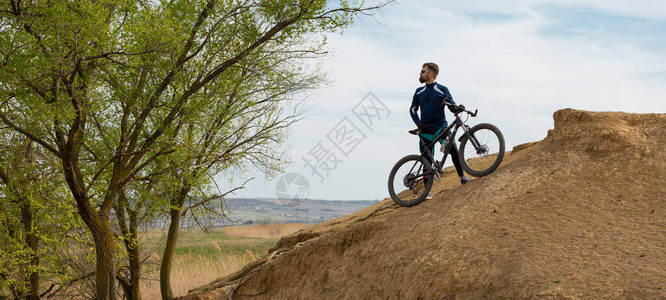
[0,134,83,298]
[0,0,393,298]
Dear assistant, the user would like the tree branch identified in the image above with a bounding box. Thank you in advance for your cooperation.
[82,49,156,61]
[180,178,252,217]
[0,164,10,185]
[123,0,217,161]
[0,111,60,156]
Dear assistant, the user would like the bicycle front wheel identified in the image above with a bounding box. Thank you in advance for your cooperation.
[388,155,434,207]
[459,123,505,177]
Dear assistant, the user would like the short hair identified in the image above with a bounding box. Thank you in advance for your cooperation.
[422,62,439,78]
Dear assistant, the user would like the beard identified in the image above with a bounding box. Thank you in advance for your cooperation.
[419,75,425,83]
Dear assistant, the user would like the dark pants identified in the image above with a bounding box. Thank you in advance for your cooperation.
[419,135,464,179]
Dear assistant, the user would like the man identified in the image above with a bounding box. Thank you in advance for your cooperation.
[410,62,471,199]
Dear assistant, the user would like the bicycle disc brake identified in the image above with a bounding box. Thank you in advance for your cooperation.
[403,173,416,188]
[477,145,489,155]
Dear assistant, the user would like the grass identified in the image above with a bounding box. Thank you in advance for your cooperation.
[139,223,306,299]
[171,239,275,257]
[141,251,258,299]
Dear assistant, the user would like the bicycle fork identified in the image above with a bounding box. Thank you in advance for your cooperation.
[461,125,486,155]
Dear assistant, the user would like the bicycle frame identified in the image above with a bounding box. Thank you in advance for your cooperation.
[416,113,483,179]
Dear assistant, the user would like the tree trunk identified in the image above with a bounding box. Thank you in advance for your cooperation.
[160,207,181,300]
[116,194,141,300]
[19,197,40,300]
[61,135,118,299]
[128,207,141,300]
[66,187,117,299]
[90,217,117,300]
[160,186,190,300]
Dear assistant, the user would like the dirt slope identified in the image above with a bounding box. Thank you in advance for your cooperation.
[182,109,666,299]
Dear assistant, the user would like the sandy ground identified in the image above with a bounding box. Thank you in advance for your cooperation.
[181,109,666,299]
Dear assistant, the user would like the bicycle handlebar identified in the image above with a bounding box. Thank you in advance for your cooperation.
[409,103,478,134]
[444,102,478,117]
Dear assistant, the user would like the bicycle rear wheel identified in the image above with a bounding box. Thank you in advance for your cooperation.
[388,155,434,207]
[459,123,505,177]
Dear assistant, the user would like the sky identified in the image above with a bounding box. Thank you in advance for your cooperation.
[224,0,666,201]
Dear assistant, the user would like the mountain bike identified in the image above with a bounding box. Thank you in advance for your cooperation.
[388,103,505,207]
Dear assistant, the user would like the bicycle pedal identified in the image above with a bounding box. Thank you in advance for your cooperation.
[434,161,443,174]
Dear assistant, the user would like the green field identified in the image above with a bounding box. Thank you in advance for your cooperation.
[144,229,276,258]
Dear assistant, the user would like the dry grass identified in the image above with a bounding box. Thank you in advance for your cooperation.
[141,252,256,299]
[140,223,306,299]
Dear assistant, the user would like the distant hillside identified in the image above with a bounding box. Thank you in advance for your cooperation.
[221,198,378,225]
[182,109,666,299]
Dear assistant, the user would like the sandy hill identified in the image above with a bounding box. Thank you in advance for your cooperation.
[181,109,666,299]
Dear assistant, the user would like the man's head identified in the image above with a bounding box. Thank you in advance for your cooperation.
[419,62,439,84]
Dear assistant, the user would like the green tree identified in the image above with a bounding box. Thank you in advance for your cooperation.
[0,135,80,299]
[0,0,393,298]
[0,138,44,299]
[157,58,309,299]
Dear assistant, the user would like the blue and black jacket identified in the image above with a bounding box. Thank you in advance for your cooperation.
[410,82,458,134]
